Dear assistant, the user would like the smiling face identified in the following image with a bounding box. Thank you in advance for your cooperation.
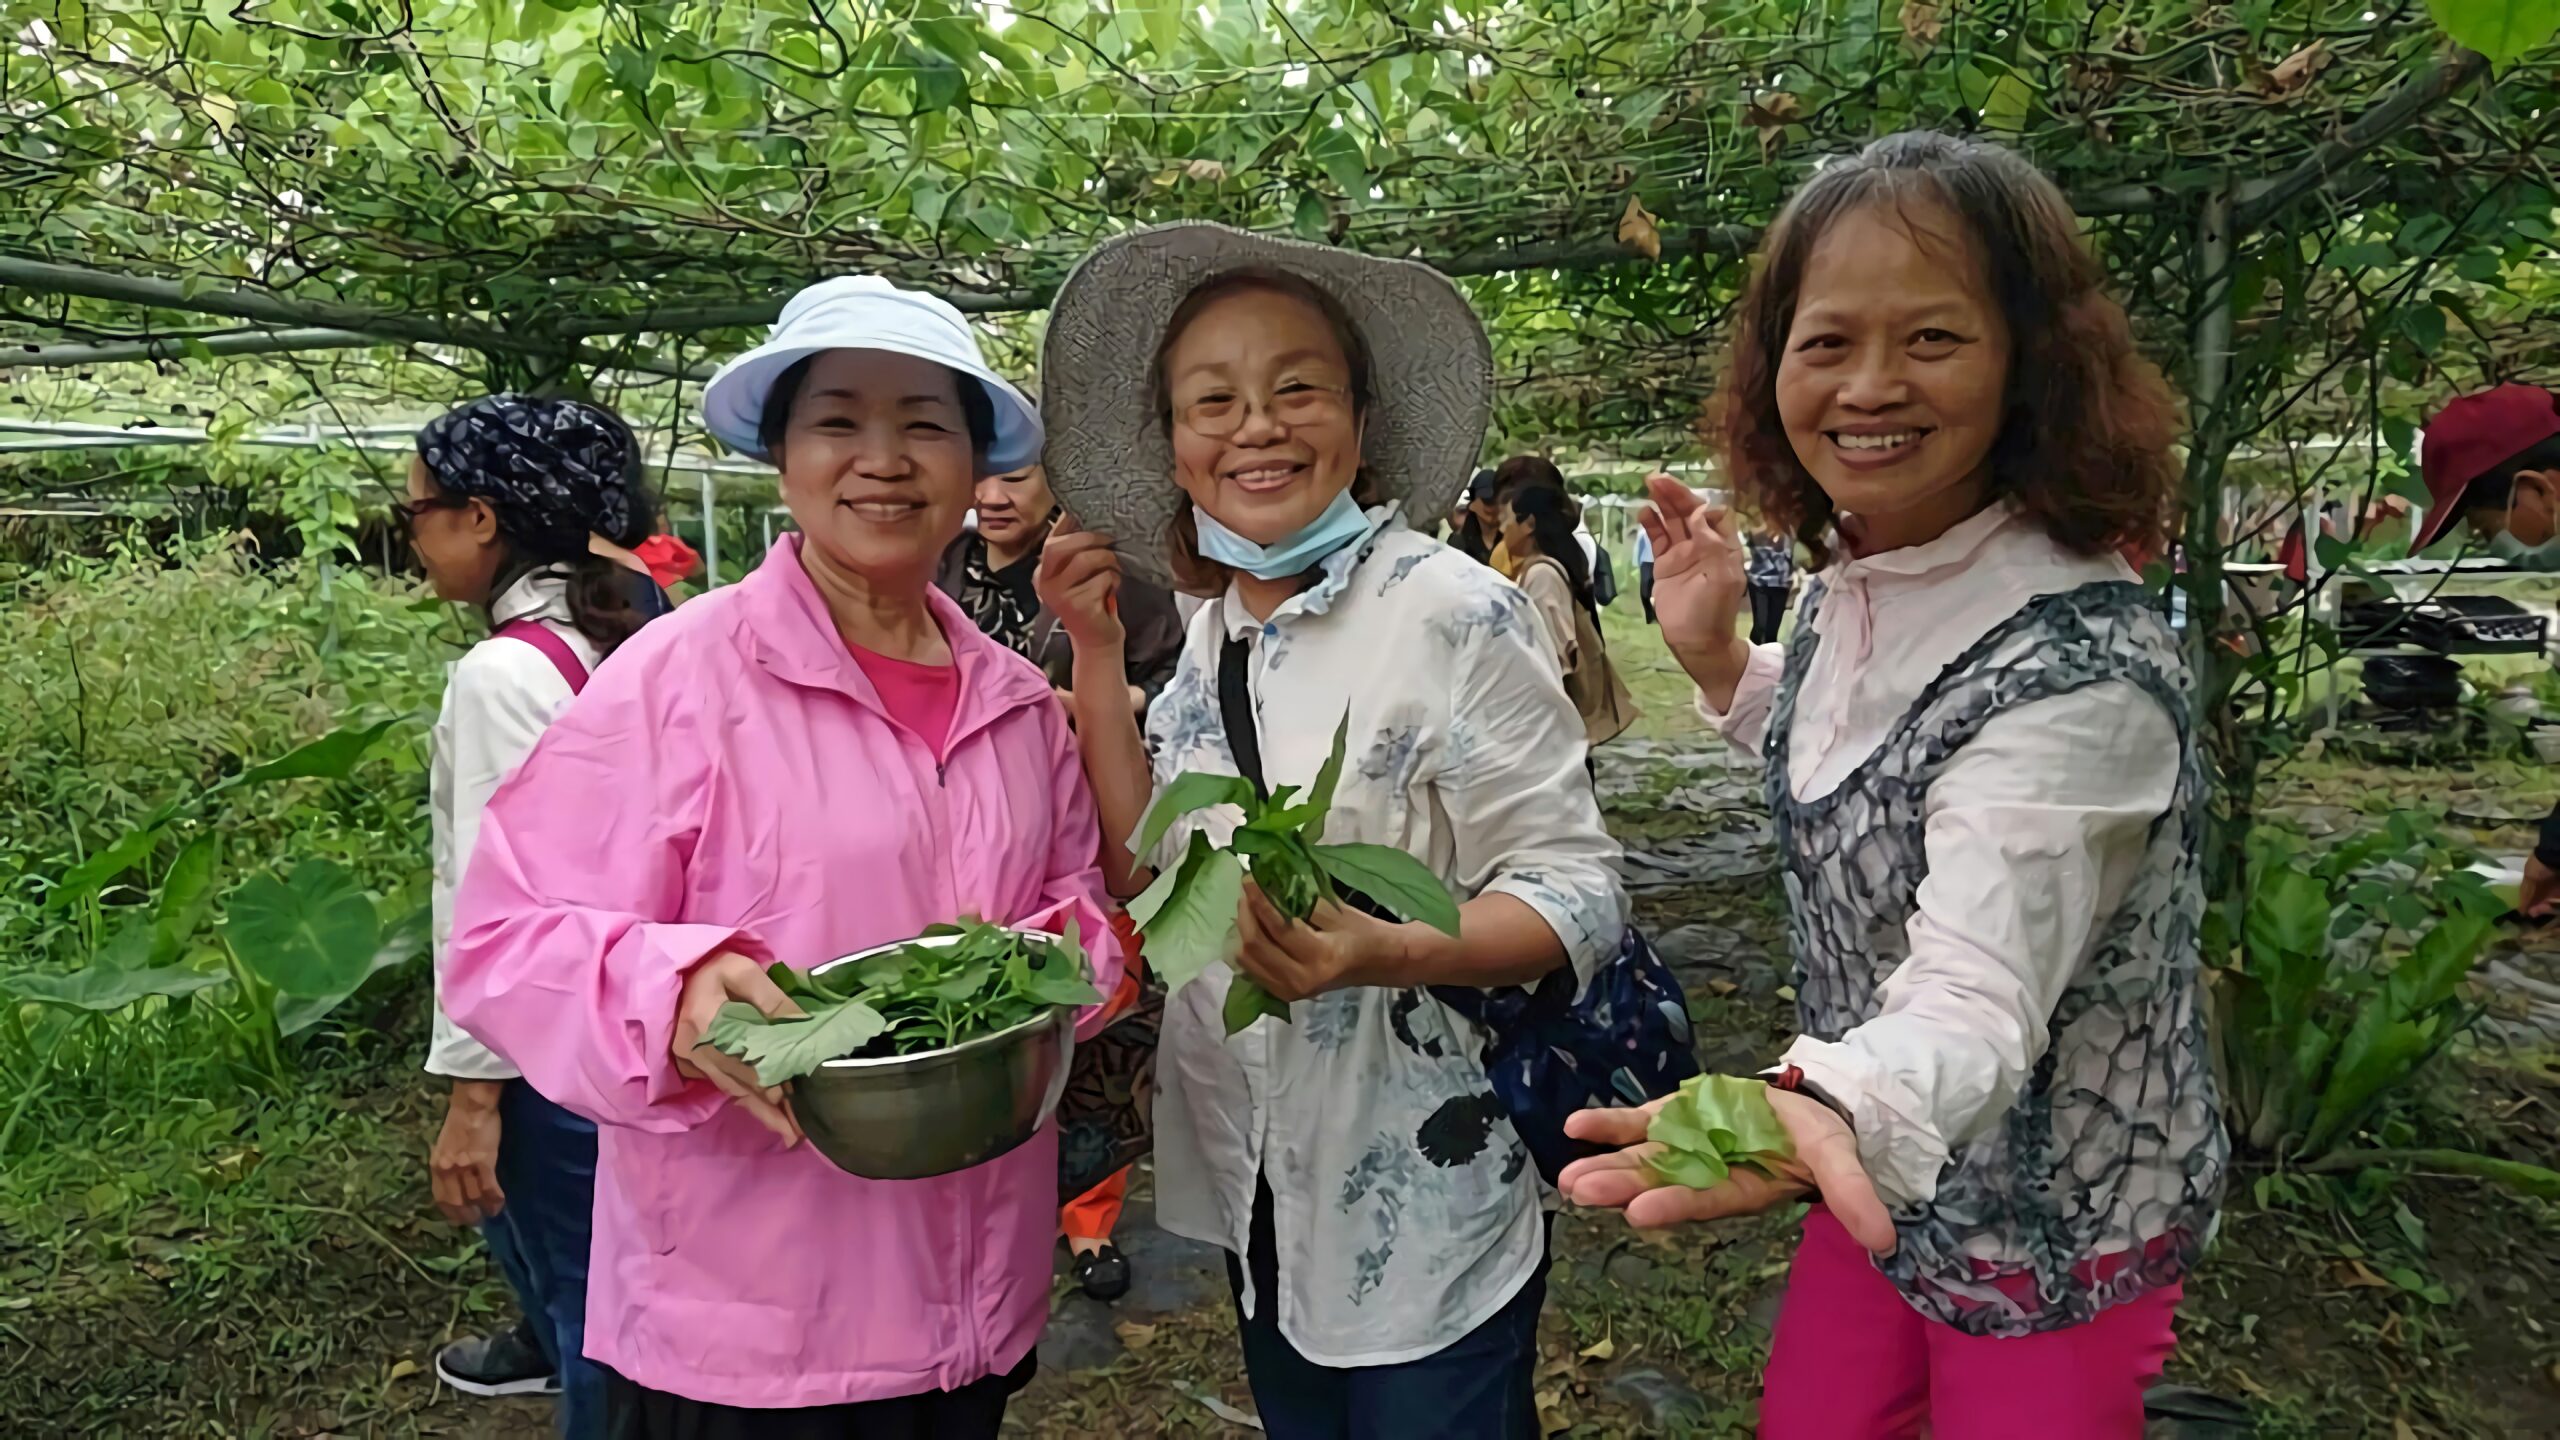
[772,348,978,588]
[1162,284,1366,545]
[972,463,1057,562]
[1775,199,2013,553]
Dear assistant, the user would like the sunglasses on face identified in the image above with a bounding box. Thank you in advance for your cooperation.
[391,495,471,531]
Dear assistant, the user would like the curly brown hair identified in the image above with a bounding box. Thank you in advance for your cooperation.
[1714,131,2181,564]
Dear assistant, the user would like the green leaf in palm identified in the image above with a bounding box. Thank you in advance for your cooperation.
[1644,1076,1796,1190]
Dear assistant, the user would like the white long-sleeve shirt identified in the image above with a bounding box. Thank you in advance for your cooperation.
[1146,513,1626,1366]
[1701,503,2180,1208]
[424,574,601,1081]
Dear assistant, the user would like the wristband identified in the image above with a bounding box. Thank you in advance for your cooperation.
[1766,1063,1854,1132]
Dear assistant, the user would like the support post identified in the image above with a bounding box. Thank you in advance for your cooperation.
[700,471,721,588]
[2185,183,2238,718]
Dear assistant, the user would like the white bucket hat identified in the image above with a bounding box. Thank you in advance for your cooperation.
[1041,223,1492,590]
[700,275,1042,471]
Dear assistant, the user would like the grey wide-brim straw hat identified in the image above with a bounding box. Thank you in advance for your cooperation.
[1040,222,1493,590]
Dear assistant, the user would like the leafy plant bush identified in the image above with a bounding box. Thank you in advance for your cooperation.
[0,536,453,1157]
[2209,812,2505,1161]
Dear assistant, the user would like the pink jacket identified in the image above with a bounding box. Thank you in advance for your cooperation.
[445,536,1122,1408]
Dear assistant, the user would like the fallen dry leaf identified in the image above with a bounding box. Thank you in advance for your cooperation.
[1578,1333,1617,1362]
[1535,1385,1570,1436]
[2339,1258,2392,1289]
[1706,978,1739,997]
[1114,1319,1159,1352]
[1184,157,1227,184]
[2269,39,2331,95]
[1900,0,1942,48]
[387,1358,419,1383]
[1616,193,1662,260]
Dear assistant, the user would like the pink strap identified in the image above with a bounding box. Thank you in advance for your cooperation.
[493,620,589,694]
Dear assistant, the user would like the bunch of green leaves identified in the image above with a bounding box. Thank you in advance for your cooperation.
[1643,1075,1795,1190]
[705,919,1102,1087]
[1127,716,1460,1036]
[2210,813,2506,1162]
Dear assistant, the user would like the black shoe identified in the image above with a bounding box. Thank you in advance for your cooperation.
[434,1318,561,1398]
[1072,1243,1132,1302]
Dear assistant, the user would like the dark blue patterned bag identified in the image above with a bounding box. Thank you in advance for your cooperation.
[1426,930,1699,1185]
[1218,638,1700,1186]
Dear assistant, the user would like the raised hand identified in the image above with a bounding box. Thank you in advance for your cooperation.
[1034,512,1126,654]
[1638,472,1753,707]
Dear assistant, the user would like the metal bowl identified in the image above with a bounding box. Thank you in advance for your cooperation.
[788,931,1078,1182]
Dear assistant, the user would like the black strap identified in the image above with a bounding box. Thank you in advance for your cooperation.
[1218,635,1267,800]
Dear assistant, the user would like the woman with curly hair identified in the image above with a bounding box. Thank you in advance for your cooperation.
[1562,131,2225,1437]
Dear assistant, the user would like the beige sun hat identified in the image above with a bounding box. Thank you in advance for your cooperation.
[1039,222,1493,590]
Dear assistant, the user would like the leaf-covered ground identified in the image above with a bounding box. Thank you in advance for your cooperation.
[4,615,2556,1436]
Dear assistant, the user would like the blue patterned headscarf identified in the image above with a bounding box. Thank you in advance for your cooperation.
[416,395,642,559]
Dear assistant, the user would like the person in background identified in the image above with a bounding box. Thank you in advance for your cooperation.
[933,458,1182,1303]
[1563,131,2220,1437]
[412,395,665,1438]
[443,276,1123,1437]
[1571,497,1619,609]
[2403,383,2560,914]
[1744,524,1797,644]
[1035,225,1624,1439]
[936,459,1185,713]
[1503,484,1639,752]
[1635,516,1657,622]
[1450,467,1501,564]
[1483,455,1566,579]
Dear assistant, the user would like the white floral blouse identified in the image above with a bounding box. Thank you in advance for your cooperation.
[1143,509,1626,1366]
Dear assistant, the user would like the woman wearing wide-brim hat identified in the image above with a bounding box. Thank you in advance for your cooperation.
[1033,223,1625,1437]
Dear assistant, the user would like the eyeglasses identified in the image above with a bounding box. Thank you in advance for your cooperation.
[1175,381,1351,439]
[390,495,469,531]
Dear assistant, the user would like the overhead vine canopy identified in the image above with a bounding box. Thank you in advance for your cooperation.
[1,0,2555,453]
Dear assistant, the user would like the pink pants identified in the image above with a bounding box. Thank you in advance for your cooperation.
[1760,1207,2180,1439]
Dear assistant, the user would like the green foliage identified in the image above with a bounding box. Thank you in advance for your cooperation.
[706,919,1102,1085]
[2427,0,2560,64]
[2211,813,2506,1163]
[0,539,449,1159]
[223,861,385,1000]
[1645,1075,1795,1190]
[1131,714,1457,1034]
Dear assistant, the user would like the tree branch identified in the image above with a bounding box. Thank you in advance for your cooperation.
[2234,47,2493,232]
[0,327,382,369]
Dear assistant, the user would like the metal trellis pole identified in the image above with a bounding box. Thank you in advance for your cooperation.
[700,471,720,588]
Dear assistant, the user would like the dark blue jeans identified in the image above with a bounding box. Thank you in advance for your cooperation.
[1225,1178,1547,1440]
[483,1079,602,1440]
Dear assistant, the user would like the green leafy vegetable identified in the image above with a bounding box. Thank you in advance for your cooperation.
[1644,1076,1796,1190]
[1130,712,1460,1036]
[705,919,1103,1086]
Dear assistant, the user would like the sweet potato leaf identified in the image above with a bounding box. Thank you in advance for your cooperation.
[704,997,888,1086]
[1223,974,1292,1034]
[1311,843,1461,935]
[1132,772,1255,862]
[1131,833,1246,992]
[1644,1075,1796,1190]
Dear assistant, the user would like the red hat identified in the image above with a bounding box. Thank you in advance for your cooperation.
[2412,383,2560,552]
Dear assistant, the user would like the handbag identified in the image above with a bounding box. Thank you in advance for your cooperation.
[1216,636,1698,1185]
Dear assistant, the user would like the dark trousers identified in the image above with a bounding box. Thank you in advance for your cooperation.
[1225,1178,1547,1440]
[602,1353,1033,1439]
[484,1080,603,1439]
[1638,561,1656,623]
[1748,584,1791,645]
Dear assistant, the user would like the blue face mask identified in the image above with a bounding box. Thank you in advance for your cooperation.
[1192,489,1373,580]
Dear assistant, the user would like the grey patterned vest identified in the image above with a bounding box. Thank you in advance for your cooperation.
[1768,580,2227,1337]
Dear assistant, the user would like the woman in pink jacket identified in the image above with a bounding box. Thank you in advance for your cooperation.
[444,276,1122,1437]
